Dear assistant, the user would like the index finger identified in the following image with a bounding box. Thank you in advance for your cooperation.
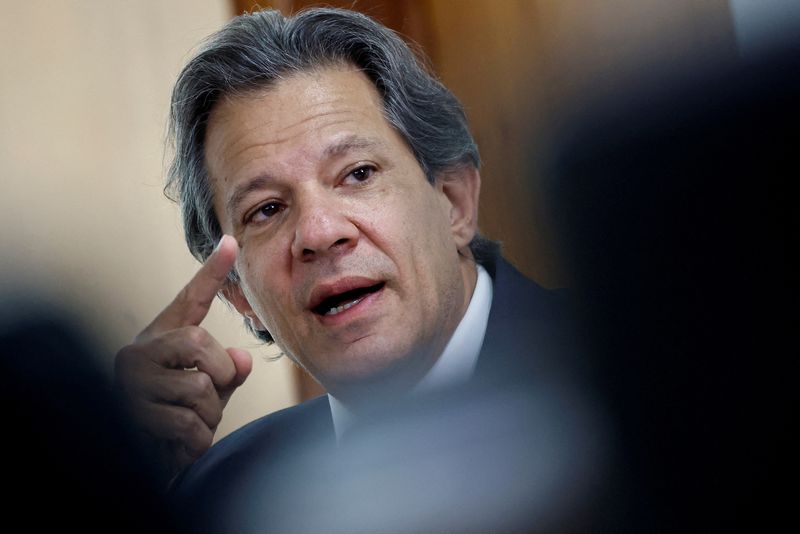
[147,235,238,333]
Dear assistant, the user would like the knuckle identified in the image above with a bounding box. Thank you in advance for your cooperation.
[116,337,172,373]
[174,409,204,436]
[182,326,210,350]
[190,371,216,397]
[207,409,223,429]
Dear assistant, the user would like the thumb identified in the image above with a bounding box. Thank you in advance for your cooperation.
[218,347,253,408]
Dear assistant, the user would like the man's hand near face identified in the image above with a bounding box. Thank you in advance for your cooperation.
[115,235,252,482]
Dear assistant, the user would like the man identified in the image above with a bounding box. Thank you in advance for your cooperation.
[116,7,575,530]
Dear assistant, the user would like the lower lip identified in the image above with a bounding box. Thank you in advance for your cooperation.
[314,285,384,327]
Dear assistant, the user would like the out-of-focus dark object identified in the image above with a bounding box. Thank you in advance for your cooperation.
[185,382,606,534]
[545,42,797,530]
[0,297,181,532]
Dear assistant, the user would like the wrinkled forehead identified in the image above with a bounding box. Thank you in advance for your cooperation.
[210,60,383,125]
[205,65,394,169]
[202,64,424,187]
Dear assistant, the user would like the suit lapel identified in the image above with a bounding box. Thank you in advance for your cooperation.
[475,258,573,385]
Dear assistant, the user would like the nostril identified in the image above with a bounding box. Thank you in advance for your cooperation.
[333,237,349,247]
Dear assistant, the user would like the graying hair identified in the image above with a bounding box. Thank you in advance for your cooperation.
[167,7,496,342]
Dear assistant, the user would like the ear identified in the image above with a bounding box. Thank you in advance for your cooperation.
[439,165,481,250]
[221,282,267,331]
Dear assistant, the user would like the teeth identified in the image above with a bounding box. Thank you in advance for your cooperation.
[324,297,363,316]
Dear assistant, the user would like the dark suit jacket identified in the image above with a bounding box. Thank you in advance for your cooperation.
[171,258,575,532]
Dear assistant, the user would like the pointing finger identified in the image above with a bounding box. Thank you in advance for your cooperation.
[145,235,238,335]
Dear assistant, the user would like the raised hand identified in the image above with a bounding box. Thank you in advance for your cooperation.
[115,235,253,482]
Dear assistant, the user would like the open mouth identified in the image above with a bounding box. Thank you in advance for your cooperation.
[312,282,385,316]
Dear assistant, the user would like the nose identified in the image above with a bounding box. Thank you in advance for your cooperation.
[291,197,359,261]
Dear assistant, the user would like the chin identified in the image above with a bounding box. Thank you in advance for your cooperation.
[315,339,433,399]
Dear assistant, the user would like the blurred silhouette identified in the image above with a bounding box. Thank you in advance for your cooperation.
[545,43,796,529]
[0,296,182,532]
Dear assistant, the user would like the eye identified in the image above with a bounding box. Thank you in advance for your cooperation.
[245,201,285,225]
[343,164,376,185]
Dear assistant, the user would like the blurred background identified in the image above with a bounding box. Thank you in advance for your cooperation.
[1,0,796,440]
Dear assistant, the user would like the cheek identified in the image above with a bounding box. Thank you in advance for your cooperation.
[237,244,290,320]
[371,182,445,239]
[411,195,463,293]
[407,192,455,256]
[385,194,455,298]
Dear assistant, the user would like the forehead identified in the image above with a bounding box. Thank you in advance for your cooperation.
[204,66,397,172]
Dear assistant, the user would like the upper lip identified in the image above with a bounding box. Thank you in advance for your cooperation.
[307,276,385,312]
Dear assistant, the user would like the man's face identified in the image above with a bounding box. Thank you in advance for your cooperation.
[206,66,478,398]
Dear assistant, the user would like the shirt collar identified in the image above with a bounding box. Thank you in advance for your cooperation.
[329,264,493,440]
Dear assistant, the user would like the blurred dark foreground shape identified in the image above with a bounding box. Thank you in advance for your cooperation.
[545,41,796,530]
[0,297,183,532]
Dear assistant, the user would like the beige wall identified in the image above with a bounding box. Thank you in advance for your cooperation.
[0,1,295,440]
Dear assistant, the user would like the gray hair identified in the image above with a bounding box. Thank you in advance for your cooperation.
[167,7,496,342]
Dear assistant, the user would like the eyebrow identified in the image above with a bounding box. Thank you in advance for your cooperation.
[323,134,385,159]
[225,135,386,216]
[226,175,275,217]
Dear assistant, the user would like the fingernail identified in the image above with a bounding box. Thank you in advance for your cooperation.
[213,235,227,253]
